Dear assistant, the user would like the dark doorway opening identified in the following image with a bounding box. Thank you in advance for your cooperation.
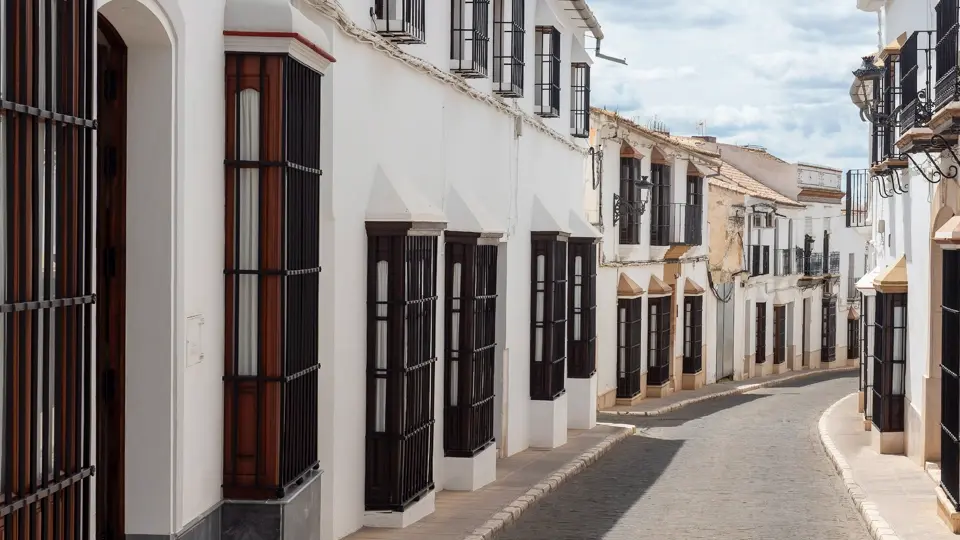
[97,14,128,540]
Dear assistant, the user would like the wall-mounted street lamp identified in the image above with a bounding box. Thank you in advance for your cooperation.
[612,176,652,225]
[851,55,885,124]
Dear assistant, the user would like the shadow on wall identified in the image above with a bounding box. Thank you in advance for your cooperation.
[494,435,684,540]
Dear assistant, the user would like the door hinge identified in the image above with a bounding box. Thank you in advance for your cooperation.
[102,368,117,404]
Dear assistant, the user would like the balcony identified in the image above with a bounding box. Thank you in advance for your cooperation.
[798,251,824,278]
[897,30,937,153]
[828,251,841,275]
[845,169,872,228]
[774,248,794,276]
[871,48,908,174]
[931,0,960,135]
[374,0,426,44]
[650,203,703,247]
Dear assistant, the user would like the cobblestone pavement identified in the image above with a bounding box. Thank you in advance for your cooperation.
[496,371,868,540]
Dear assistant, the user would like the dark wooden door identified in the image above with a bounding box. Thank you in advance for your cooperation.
[97,15,128,540]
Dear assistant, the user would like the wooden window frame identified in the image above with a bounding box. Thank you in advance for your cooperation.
[683,296,704,374]
[365,222,443,511]
[773,305,787,364]
[822,297,837,363]
[872,292,907,433]
[647,296,671,386]
[942,250,960,507]
[223,53,323,500]
[755,302,767,363]
[618,157,642,245]
[443,232,499,458]
[568,238,597,378]
[534,26,561,118]
[616,298,644,399]
[570,63,590,138]
[530,232,568,401]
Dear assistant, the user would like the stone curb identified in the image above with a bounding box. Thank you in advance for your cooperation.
[818,392,902,540]
[461,423,637,540]
[606,365,858,417]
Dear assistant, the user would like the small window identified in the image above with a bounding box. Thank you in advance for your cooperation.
[374,0,427,44]
[451,0,490,78]
[492,0,525,97]
[534,26,560,118]
[570,63,590,137]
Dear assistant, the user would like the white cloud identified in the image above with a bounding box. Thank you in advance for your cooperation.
[587,0,877,171]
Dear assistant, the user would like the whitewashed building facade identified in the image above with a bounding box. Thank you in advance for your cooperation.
[849,0,960,532]
[586,111,716,407]
[0,0,609,538]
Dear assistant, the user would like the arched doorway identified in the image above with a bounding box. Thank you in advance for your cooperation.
[96,13,128,539]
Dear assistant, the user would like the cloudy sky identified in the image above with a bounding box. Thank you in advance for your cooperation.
[588,0,879,172]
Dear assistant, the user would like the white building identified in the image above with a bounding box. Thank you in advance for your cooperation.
[850,0,960,532]
[0,0,611,538]
[587,111,715,407]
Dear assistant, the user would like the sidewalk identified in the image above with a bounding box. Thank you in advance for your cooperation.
[604,365,857,416]
[345,423,634,540]
[820,392,953,540]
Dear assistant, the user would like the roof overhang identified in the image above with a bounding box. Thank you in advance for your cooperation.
[648,275,673,298]
[617,273,645,299]
[684,277,705,296]
[873,255,908,294]
[856,265,882,296]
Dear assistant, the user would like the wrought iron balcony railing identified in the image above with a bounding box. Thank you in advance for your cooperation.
[798,251,824,277]
[900,30,936,136]
[650,203,703,246]
[828,251,841,275]
[935,0,960,112]
[871,51,901,167]
[374,0,426,44]
[845,169,872,228]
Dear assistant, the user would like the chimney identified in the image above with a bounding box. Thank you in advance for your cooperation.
[692,135,717,143]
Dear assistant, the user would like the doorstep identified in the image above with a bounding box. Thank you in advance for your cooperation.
[344,423,634,540]
[820,393,956,539]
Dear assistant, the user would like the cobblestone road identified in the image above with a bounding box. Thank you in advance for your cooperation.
[497,371,868,540]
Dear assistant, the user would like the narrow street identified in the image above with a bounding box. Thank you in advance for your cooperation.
[496,371,868,540]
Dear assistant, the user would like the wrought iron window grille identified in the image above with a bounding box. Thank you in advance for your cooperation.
[365,222,443,511]
[845,169,872,228]
[570,63,590,138]
[682,296,703,374]
[492,0,525,97]
[0,0,98,532]
[451,0,490,78]
[373,0,427,44]
[223,54,323,500]
[934,0,960,113]
[647,296,672,386]
[534,26,561,118]
[941,250,960,507]
[822,297,838,363]
[755,303,767,363]
[615,156,651,245]
[774,306,787,365]
[872,292,907,433]
[530,232,569,401]
[443,232,499,458]
[616,297,644,399]
[568,239,598,379]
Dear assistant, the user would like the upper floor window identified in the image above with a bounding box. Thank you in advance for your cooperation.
[845,169,871,228]
[374,0,426,44]
[935,0,960,111]
[570,63,590,137]
[534,26,561,118]
[451,0,490,78]
[492,0,524,97]
[649,163,673,246]
[618,157,642,245]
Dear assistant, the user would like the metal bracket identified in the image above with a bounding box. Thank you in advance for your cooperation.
[612,194,647,226]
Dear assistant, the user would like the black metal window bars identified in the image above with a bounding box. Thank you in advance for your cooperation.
[845,169,872,228]
[443,233,498,459]
[451,0,490,78]
[828,251,841,275]
[374,0,427,44]
[872,292,907,433]
[647,296,671,386]
[534,26,561,118]
[774,306,787,365]
[0,0,97,535]
[570,63,590,138]
[683,296,703,374]
[530,232,568,401]
[755,303,767,364]
[616,297,644,399]
[848,318,861,360]
[900,30,936,135]
[870,51,901,168]
[223,54,322,500]
[648,164,676,246]
[942,250,960,507]
[365,223,442,511]
[492,0,524,97]
[935,0,960,112]
[568,239,597,379]
[822,297,838,363]
[618,157,643,245]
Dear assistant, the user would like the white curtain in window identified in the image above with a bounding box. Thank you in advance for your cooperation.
[573,256,582,340]
[450,262,462,407]
[237,89,260,376]
[535,255,545,362]
[375,260,389,432]
[649,305,658,369]
[617,306,626,376]
[892,304,906,392]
